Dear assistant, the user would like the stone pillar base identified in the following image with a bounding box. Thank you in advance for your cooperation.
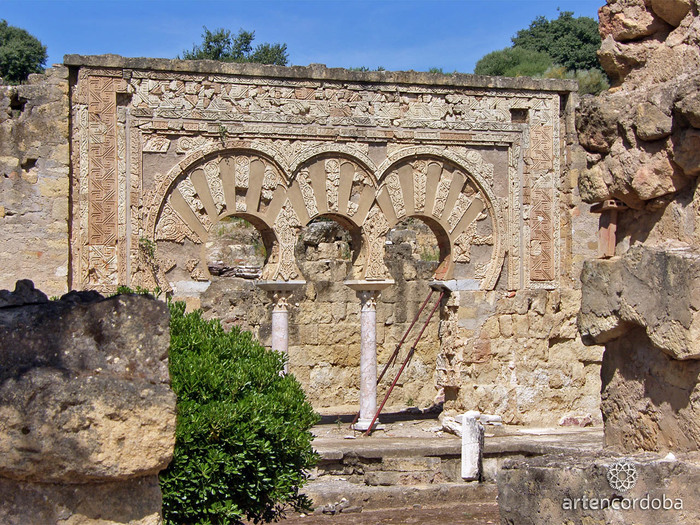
[352,419,385,432]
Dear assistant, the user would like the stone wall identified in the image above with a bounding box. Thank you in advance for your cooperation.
[499,1,700,522]
[0,55,602,425]
[0,67,71,297]
[199,219,443,411]
[577,0,700,453]
[0,280,175,524]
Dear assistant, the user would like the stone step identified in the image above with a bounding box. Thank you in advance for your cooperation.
[302,479,498,514]
[310,425,604,485]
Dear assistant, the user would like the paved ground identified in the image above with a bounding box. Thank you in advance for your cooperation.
[310,416,604,459]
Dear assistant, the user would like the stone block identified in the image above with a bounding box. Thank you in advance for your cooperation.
[498,314,513,337]
[499,452,700,525]
[0,476,163,525]
[0,289,175,483]
[579,245,700,360]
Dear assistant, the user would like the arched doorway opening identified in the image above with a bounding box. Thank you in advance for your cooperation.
[199,214,272,335]
[290,214,363,412]
[377,216,448,412]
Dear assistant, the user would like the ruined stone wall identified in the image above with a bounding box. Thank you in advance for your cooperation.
[0,55,601,425]
[578,0,700,453]
[0,67,71,297]
[201,220,442,411]
[0,281,175,524]
[448,100,602,425]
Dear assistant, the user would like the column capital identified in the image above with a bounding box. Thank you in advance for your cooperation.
[255,280,305,312]
[345,279,393,311]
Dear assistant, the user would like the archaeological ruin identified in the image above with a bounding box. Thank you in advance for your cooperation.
[0,53,601,430]
[2,0,700,522]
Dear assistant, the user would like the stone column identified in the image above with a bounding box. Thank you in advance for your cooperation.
[271,291,291,373]
[255,280,305,374]
[345,280,393,432]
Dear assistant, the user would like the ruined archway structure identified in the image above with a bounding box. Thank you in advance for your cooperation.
[63,56,596,425]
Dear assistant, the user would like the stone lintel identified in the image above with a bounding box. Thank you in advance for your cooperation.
[344,279,395,293]
[429,279,480,292]
[254,280,306,293]
[63,54,578,93]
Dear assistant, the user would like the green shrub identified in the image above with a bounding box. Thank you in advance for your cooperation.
[474,47,553,77]
[155,299,318,524]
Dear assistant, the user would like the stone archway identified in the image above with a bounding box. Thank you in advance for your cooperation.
[375,148,505,287]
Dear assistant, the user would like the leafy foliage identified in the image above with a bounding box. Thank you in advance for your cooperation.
[511,11,602,72]
[543,65,610,95]
[0,20,47,84]
[182,27,288,66]
[472,11,608,94]
[474,47,553,77]
[152,299,318,524]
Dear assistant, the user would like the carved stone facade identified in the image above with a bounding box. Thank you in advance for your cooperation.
[0,56,598,424]
[65,56,572,298]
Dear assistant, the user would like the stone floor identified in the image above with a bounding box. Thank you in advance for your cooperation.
[277,411,604,524]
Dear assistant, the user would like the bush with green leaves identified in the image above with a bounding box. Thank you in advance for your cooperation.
[153,299,318,524]
[474,47,553,77]
[472,11,609,94]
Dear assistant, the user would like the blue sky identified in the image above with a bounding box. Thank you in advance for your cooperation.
[3,0,602,73]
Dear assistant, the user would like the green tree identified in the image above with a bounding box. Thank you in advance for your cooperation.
[474,47,553,77]
[0,20,47,84]
[182,27,288,66]
[511,11,602,72]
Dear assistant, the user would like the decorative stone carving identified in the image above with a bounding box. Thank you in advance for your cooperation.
[70,61,562,300]
[234,155,250,189]
[155,201,201,244]
[176,136,212,154]
[273,200,303,281]
[412,160,428,212]
[176,177,212,231]
[447,192,473,233]
[297,167,319,217]
[386,173,406,219]
[142,135,170,153]
[362,206,391,280]
[262,165,277,202]
[203,160,225,214]
[433,171,454,219]
[325,159,341,212]
[87,76,118,247]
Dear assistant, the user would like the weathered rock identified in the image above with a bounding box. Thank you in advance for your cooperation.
[579,245,700,360]
[675,90,700,129]
[0,282,175,523]
[630,148,687,200]
[0,476,163,525]
[499,451,700,524]
[673,128,700,176]
[602,326,700,452]
[598,35,653,85]
[0,67,70,297]
[599,0,670,41]
[0,291,175,482]
[634,101,673,140]
[0,279,48,307]
[650,0,692,27]
[576,95,622,154]
[578,165,613,203]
